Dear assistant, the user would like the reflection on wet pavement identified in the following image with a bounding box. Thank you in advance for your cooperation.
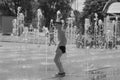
[0,42,120,80]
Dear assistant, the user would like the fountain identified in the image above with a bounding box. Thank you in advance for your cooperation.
[16,7,24,36]
[12,19,17,36]
[67,10,75,44]
[37,8,43,32]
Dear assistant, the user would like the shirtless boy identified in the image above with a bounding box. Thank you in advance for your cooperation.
[54,10,67,77]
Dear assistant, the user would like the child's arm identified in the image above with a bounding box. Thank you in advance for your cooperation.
[61,20,66,32]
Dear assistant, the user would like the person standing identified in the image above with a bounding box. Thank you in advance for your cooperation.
[54,10,67,77]
[49,19,56,46]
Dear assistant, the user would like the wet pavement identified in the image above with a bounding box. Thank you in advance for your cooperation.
[0,42,120,80]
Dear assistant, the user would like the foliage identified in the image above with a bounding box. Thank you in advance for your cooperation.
[83,0,109,20]
[79,0,120,35]
[0,0,32,24]
[0,0,73,28]
[77,0,109,35]
[82,0,120,24]
[39,0,72,27]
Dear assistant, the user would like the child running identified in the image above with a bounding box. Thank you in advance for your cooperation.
[54,10,67,77]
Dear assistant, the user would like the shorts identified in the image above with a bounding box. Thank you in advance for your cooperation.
[59,46,66,53]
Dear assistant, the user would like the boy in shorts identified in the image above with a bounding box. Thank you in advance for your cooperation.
[54,10,67,77]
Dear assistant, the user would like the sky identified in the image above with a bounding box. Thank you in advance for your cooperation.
[71,0,85,12]
[107,2,120,13]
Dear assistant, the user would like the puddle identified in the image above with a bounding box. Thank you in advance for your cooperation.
[88,70,106,80]
[86,65,112,80]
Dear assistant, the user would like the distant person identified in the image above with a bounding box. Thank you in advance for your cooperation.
[29,24,34,32]
[49,19,56,46]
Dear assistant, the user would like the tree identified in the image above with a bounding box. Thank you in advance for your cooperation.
[83,0,109,20]
[0,0,32,24]
[0,0,16,16]
[78,0,109,35]
[39,0,72,28]
[0,0,73,28]
[82,0,120,27]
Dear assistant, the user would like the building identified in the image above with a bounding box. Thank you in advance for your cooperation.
[103,1,120,37]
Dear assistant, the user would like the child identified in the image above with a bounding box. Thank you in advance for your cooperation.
[54,10,67,77]
[49,19,56,46]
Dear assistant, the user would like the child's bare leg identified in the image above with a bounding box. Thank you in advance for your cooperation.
[54,48,64,73]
